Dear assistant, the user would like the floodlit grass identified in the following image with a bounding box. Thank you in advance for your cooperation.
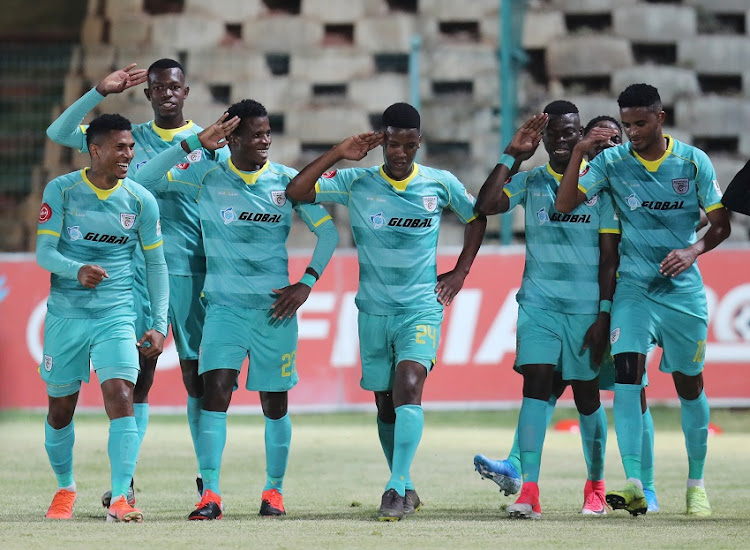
[3,409,750,549]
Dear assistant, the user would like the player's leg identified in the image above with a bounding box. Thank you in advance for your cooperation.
[640,389,659,512]
[571,378,607,515]
[374,391,396,472]
[259,392,290,517]
[45,393,78,519]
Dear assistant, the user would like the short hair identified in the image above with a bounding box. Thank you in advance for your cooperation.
[543,100,579,116]
[382,102,420,131]
[226,99,268,133]
[86,114,131,148]
[617,83,662,111]
[584,115,622,136]
[147,58,185,76]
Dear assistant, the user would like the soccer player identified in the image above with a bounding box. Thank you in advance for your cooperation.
[722,158,750,216]
[473,115,663,513]
[471,102,618,519]
[555,83,731,517]
[136,99,338,520]
[37,114,168,522]
[285,103,487,521]
[47,59,223,502]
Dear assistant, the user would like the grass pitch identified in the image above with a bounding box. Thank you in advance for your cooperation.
[3,408,750,549]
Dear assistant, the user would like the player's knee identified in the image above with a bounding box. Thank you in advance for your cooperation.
[374,391,396,422]
[614,353,642,385]
[260,391,288,419]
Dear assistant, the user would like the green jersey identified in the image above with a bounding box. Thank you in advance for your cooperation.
[579,136,723,294]
[314,163,477,315]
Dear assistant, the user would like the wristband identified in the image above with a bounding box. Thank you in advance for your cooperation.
[185,133,201,152]
[499,153,516,170]
[599,299,612,314]
[299,273,317,288]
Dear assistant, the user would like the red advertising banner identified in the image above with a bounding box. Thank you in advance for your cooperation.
[1,248,748,411]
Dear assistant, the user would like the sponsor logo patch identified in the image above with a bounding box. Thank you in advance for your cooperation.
[67,226,82,241]
[672,178,689,195]
[221,207,237,225]
[136,161,147,170]
[537,207,549,224]
[38,203,52,223]
[626,193,641,211]
[120,213,136,230]
[370,212,385,229]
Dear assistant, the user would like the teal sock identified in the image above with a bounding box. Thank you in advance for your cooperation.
[45,420,75,488]
[614,383,643,480]
[641,407,656,492]
[385,405,423,496]
[579,405,607,481]
[679,390,709,480]
[197,410,227,495]
[518,397,548,483]
[377,417,395,472]
[133,403,149,447]
[508,393,556,474]
[187,396,204,469]
[264,413,291,493]
[108,416,140,499]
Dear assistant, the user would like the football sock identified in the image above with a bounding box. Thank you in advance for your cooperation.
[108,416,140,500]
[377,416,395,472]
[386,405,423,496]
[680,390,709,480]
[133,402,149,447]
[187,396,204,470]
[579,404,607,481]
[264,413,291,493]
[641,407,656,492]
[518,397,548,483]
[508,393,557,475]
[197,410,227,495]
[614,383,642,480]
[45,420,75,489]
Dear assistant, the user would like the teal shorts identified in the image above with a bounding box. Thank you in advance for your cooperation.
[515,304,600,382]
[199,304,298,392]
[168,274,206,360]
[610,281,708,376]
[40,312,140,398]
[358,310,443,392]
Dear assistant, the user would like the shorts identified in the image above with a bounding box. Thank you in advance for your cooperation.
[199,304,298,392]
[610,281,708,376]
[40,312,140,398]
[358,310,443,392]
[514,304,600,382]
[168,274,206,360]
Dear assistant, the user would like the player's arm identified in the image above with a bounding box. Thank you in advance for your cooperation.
[435,215,487,307]
[46,64,147,151]
[556,126,618,213]
[271,204,340,320]
[136,192,169,358]
[286,131,384,203]
[721,158,750,216]
[659,206,730,278]
[475,113,547,215]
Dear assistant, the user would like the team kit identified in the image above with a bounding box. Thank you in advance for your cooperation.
[36,58,734,523]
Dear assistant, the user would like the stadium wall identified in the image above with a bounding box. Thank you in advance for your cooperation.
[2,248,749,412]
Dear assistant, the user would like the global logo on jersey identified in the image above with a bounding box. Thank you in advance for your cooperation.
[370,212,385,229]
[120,213,136,230]
[584,195,598,207]
[67,226,82,241]
[672,178,689,195]
[626,193,641,211]
[221,207,237,224]
[537,207,550,224]
[38,203,52,224]
[423,195,438,212]
[271,191,287,207]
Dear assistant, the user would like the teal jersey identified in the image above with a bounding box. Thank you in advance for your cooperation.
[198,159,333,309]
[37,169,163,319]
[505,163,620,315]
[314,163,477,315]
[579,136,723,294]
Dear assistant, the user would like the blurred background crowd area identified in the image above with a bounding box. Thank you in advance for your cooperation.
[1,0,749,251]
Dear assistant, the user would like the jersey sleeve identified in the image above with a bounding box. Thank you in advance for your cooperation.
[597,189,621,234]
[35,180,84,279]
[694,150,723,212]
[579,155,610,198]
[133,142,190,189]
[502,171,528,210]
[313,168,360,206]
[46,88,104,152]
[443,172,477,224]
[294,203,339,278]
[137,188,164,251]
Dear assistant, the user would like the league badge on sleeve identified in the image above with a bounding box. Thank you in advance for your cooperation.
[271,190,287,207]
[423,196,438,212]
[120,213,137,230]
[38,203,52,223]
[672,178,689,195]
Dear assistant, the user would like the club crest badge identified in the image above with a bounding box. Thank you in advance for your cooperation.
[43,355,53,372]
[120,213,136,229]
[610,327,620,344]
[271,190,287,207]
[672,178,689,195]
[188,149,203,163]
[584,194,598,207]
[423,195,438,212]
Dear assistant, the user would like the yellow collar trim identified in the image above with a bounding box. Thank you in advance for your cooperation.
[151,121,194,142]
[380,163,419,192]
[82,169,121,199]
[546,159,586,183]
[228,158,269,184]
[632,135,674,172]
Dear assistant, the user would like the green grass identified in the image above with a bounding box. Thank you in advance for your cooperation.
[3,409,750,549]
